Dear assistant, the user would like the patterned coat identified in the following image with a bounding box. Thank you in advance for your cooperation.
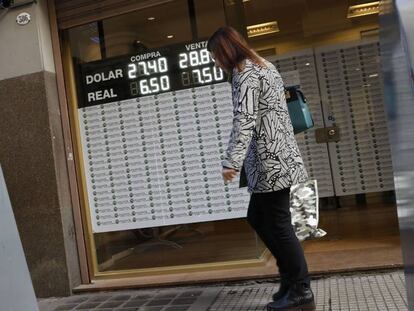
[222,58,308,193]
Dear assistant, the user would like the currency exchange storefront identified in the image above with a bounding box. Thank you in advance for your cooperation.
[55,0,403,289]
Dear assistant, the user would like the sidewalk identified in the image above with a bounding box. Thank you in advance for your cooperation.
[38,269,408,311]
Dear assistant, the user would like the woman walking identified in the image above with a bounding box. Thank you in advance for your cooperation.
[207,27,315,311]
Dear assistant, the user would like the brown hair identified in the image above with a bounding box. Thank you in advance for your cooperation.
[207,26,264,73]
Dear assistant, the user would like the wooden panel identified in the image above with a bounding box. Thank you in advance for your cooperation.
[47,0,91,283]
[55,0,174,29]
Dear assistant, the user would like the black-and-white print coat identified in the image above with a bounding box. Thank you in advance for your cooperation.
[222,58,309,193]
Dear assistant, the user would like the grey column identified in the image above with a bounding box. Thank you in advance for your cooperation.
[0,1,81,297]
[380,0,414,309]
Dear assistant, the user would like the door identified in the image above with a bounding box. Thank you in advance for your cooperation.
[268,40,394,198]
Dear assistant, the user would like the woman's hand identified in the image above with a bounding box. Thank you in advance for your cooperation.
[222,167,238,182]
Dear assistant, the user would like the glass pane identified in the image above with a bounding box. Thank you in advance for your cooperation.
[224,0,400,269]
[68,23,101,63]
[102,1,193,57]
[194,0,227,39]
[95,219,263,271]
[64,0,266,273]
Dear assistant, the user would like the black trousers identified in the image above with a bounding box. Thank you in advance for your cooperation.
[247,187,310,285]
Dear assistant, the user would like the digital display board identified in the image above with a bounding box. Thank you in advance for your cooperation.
[79,41,226,108]
[77,40,251,233]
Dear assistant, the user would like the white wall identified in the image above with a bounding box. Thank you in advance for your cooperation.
[0,1,55,81]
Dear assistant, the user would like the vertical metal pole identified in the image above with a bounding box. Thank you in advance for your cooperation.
[187,0,198,40]
[97,20,106,59]
[222,0,248,39]
[232,0,248,38]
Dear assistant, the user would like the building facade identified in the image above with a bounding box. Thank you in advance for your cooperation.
[0,0,412,300]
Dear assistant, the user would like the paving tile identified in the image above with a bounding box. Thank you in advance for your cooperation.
[123,300,147,307]
[110,295,132,301]
[171,297,196,305]
[99,300,124,308]
[53,305,78,311]
[146,299,172,306]
[88,295,112,302]
[132,294,153,300]
[155,293,178,299]
[75,302,101,309]
[64,297,88,304]
[178,291,203,298]
[164,306,191,311]
[137,307,164,311]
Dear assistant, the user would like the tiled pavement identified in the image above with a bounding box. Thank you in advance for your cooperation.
[209,271,408,311]
[38,270,409,311]
[39,288,221,311]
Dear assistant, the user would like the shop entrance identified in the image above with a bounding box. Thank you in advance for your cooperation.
[60,0,402,286]
[232,0,402,272]
[267,41,400,272]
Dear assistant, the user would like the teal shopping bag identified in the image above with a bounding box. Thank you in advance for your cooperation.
[285,87,314,134]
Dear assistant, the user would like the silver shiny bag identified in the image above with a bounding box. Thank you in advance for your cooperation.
[290,179,327,242]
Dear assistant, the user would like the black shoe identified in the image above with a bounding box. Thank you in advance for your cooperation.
[272,279,290,301]
[267,281,315,311]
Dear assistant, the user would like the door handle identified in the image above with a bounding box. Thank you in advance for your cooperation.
[328,129,336,136]
[315,126,341,143]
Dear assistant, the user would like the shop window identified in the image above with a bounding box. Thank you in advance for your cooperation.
[62,0,400,279]
[64,0,266,275]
